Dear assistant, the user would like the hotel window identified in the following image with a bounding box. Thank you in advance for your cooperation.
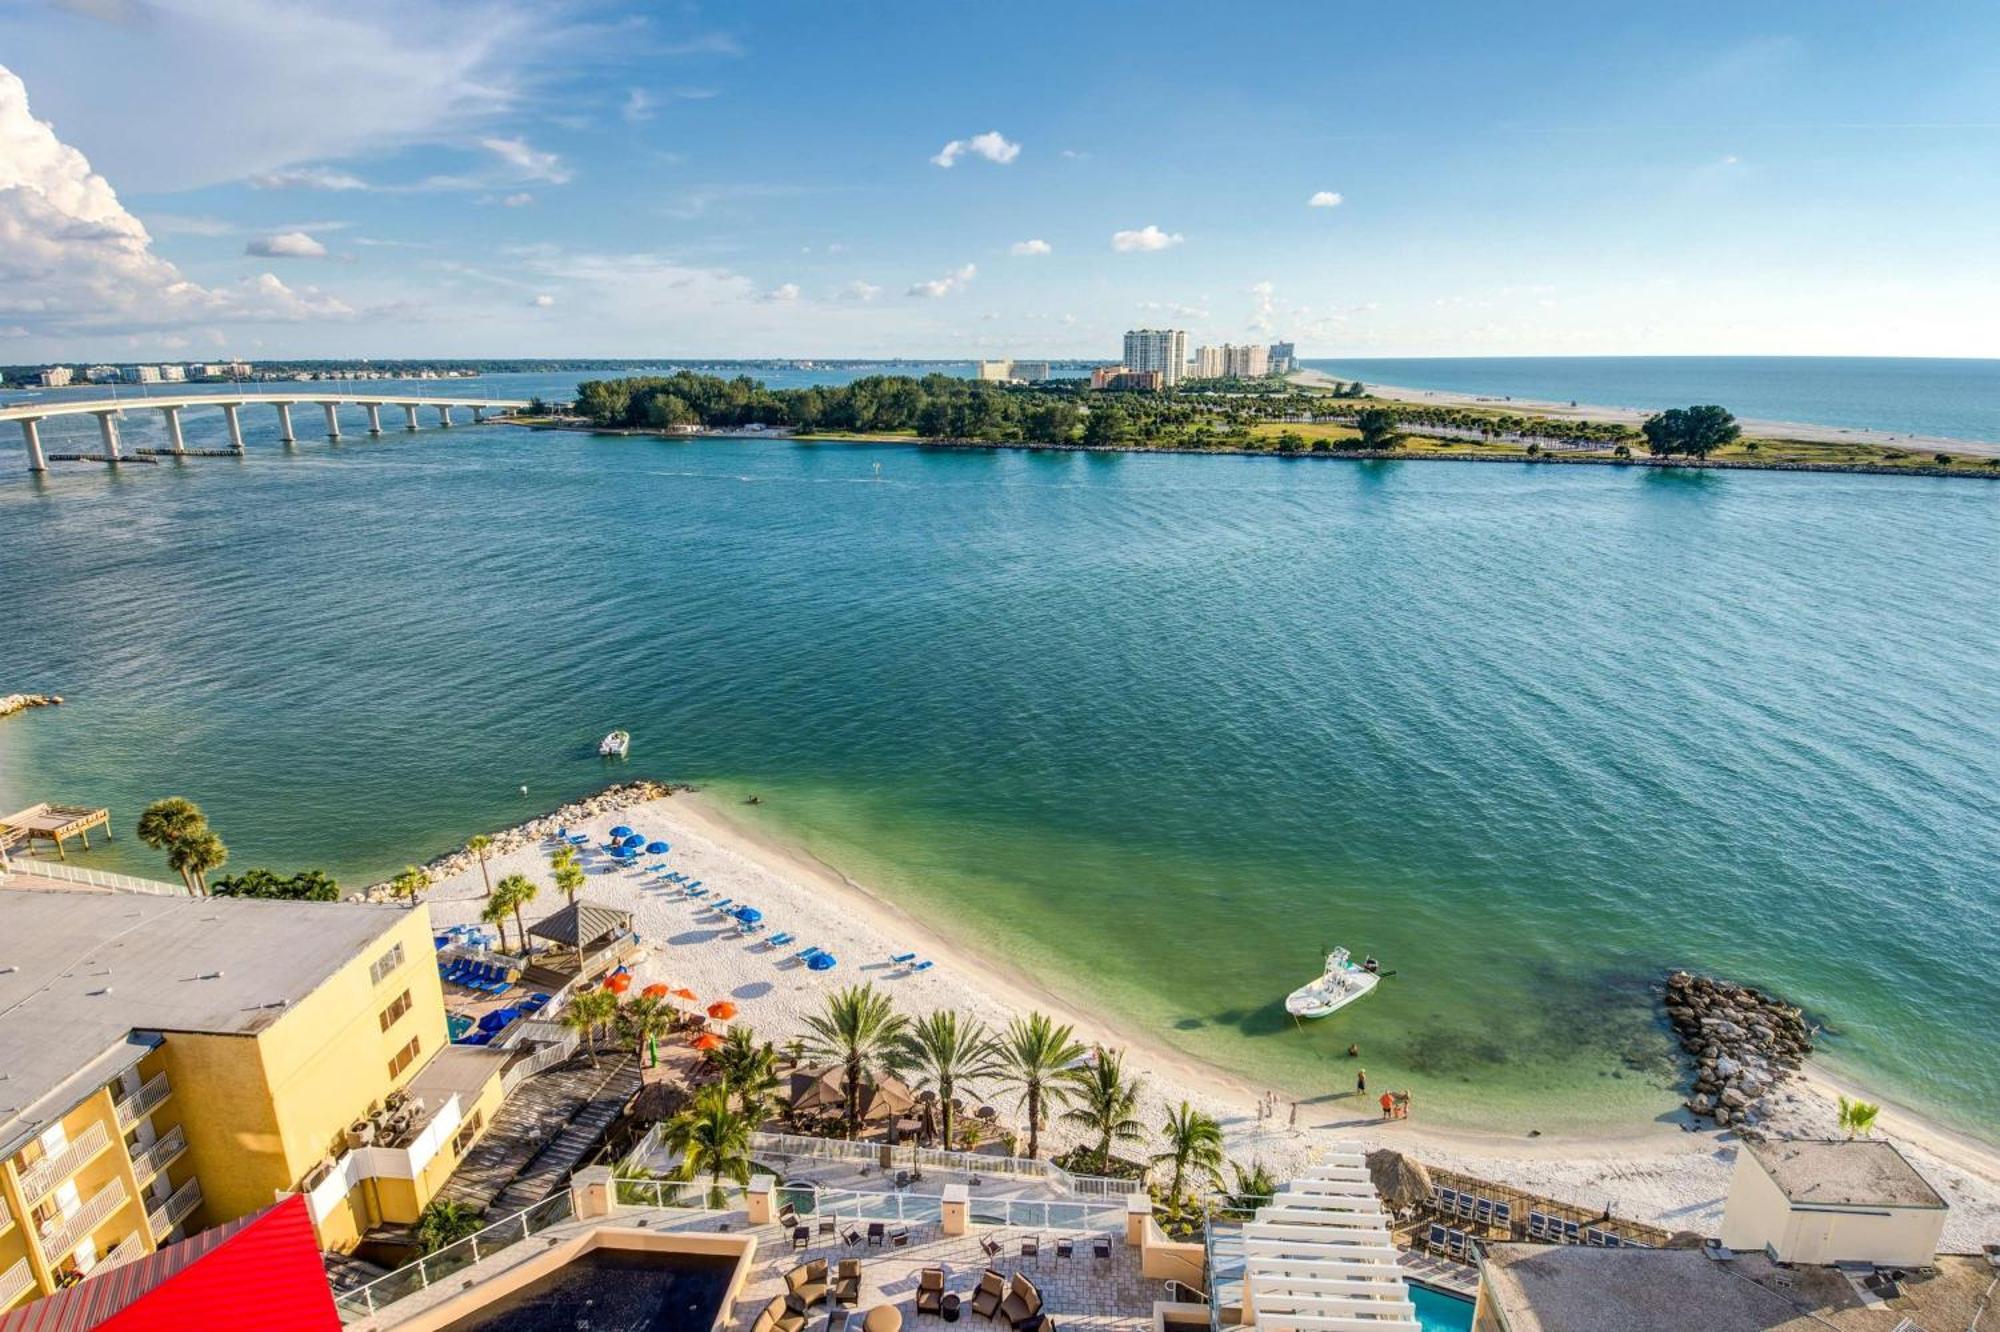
[368,942,407,986]
[452,1110,484,1155]
[387,1034,421,1080]
[378,989,413,1033]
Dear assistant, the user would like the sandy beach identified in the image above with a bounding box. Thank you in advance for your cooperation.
[418,787,2000,1253]
[1288,369,2000,456]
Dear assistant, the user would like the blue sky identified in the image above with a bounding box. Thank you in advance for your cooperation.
[2,0,1997,360]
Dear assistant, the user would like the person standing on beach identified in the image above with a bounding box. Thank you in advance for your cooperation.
[1357,1068,1367,1094]
[1289,1101,1298,1129]
[1380,1091,1394,1120]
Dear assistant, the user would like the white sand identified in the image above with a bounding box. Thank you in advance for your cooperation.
[1288,369,2000,456]
[419,788,2000,1252]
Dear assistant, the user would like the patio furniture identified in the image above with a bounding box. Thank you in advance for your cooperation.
[863,1306,902,1332]
[999,1275,1042,1329]
[1019,1237,1039,1266]
[833,1258,862,1307]
[1053,1237,1072,1265]
[969,1270,1005,1321]
[915,1268,945,1316]
[889,1225,910,1248]
[868,1221,886,1247]
[843,1226,864,1248]
[1091,1237,1111,1263]
[787,1259,831,1308]
[940,1294,961,1324]
[756,1295,809,1332]
[780,1204,802,1229]
[979,1235,1002,1261]
[793,1226,811,1251]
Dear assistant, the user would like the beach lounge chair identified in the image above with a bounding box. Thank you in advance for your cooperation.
[1562,1221,1581,1244]
[1437,1188,1458,1214]
[768,932,796,948]
[1474,1199,1495,1227]
[908,960,934,974]
[969,1270,1005,1321]
[915,1268,945,1315]
[797,945,824,961]
[890,952,917,965]
[833,1258,862,1307]
[1493,1202,1513,1229]
[1448,1229,1469,1258]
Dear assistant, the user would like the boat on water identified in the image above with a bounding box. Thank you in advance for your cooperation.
[597,729,630,758]
[1285,947,1380,1019]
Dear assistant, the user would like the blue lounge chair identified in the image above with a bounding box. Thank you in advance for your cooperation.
[1426,1224,1448,1253]
[796,945,823,960]
[908,960,934,974]
[889,952,917,965]
[767,932,795,947]
[684,887,708,899]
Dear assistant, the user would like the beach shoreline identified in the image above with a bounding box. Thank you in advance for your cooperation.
[415,784,2000,1251]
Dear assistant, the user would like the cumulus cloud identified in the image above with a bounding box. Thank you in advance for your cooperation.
[246,230,328,258]
[502,192,535,207]
[0,65,351,340]
[931,130,1019,168]
[253,165,370,191]
[839,280,882,302]
[531,293,555,307]
[1111,225,1183,253]
[907,263,976,298]
[1307,190,1343,208]
[760,282,801,302]
[479,135,571,183]
[1009,238,1052,256]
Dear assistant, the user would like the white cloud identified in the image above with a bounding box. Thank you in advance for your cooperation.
[1249,280,1277,334]
[1009,238,1052,256]
[0,65,351,342]
[531,293,555,307]
[760,282,801,302]
[622,89,655,123]
[907,263,976,298]
[1307,190,1343,208]
[252,165,370,191]
[838,280,882,302]
[931,130,1020,168]
[1111,225,1183,253]
[246,230,328,258]
[479,135,570,183]
[502,192,535,207]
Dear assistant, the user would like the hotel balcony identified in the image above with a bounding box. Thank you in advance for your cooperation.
[0,1257,33,1310]
[147,1176,202,1240]
[15,1118,112,1204]
[113,1072,172,1129]
[130,1125,187,1188]
[39,1176,127,1264]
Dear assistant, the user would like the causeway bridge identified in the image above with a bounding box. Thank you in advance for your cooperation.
[1,392,530,472]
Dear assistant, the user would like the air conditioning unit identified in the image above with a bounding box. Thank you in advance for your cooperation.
[345,1120,375,1149]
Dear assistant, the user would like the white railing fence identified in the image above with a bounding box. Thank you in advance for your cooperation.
[742,1130,1145,1198]
[0,860,187,896]
[333,1192,574,1324]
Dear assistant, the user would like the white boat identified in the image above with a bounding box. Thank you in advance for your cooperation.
[1285,947,1379,1019]
[597,729,630,758]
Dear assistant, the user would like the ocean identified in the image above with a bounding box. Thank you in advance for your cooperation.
[2,367,1996,1141]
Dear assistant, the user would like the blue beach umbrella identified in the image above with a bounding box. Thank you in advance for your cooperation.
[646,840,670,854]
[610,825,634,839]
[807,952,837,972]
[734,906,763,924]
[478,1007,522,1033]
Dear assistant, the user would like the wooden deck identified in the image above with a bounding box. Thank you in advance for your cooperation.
[0,803,112,859]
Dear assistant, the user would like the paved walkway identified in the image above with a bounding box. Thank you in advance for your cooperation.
[440,1050,640,1213]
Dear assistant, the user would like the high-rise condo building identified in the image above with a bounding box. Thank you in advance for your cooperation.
[1121,330,1187,387]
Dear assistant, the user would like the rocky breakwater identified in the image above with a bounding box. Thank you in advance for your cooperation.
[353,780,682,902]
[1663,971,1817,1132]
[0,693,62,719]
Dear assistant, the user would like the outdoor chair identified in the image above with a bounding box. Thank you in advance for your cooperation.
[980,1235,1002,1261]
[1054,1237,1072,1265]
[792,1226,810,1251]
[867,1222,885,1247]
[820,1218,839,1239]
[756,1295,808,1332]
[843,1226,863,1248]
[915,1267,945,1315]
[970,1270,1006,1322]
[1019,1236,1039,1266]
[779,1203,801,1229]
[786,1259,831,1308]
[895,1170,911,1190]
[833,1258,862,1307]
[999,1274,1042,1328]
[1091,1236,1111,1263]
[889,1225,910,1248]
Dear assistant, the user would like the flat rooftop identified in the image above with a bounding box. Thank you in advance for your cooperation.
[0,888,413,1160]
[1479,1245,1995,1332]
[1746,1138,1947,1209]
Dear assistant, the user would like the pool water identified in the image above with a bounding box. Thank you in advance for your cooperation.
[1410,1281,1476,1332]
[447,1013,475,1042]
[436,1249,738,1331]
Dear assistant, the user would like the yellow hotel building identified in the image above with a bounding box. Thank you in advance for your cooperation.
[0,886,508,1311]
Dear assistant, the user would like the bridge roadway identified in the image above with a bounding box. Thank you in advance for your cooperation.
[2,392,531,472]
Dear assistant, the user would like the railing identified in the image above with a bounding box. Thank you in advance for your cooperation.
[41,1177,126,1261]
[500,1033,580,1093]
[114,1071,172,1127]
[147,1176,201,1237]
[333,1192,574,1323]
[1205,1220,1246,1332]
[0,1257,33,1310]
[97,1230,146,1270]
[16,1119,112,1202]
[130,1125,187,1185]
[744,1130,1144,1198]
[0,860,187,896]
[613,1178,745,1211]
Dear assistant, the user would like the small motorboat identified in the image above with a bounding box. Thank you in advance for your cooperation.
[1285,947,1380,1020]
[598,729,630,758]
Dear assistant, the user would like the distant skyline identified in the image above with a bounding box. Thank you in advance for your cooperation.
[2,1,1998,362]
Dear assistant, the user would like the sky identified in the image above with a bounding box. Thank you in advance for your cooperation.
[1,0,1998,362]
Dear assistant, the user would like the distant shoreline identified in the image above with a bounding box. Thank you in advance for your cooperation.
[512,419,1999,481]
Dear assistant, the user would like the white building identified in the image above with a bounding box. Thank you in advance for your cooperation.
[1719,1139,1946,1267]
[84,365,121,383]
[130,365,162,384]
[39,366,73,387]
[976,360,1015,382]
[1192,346,1227,379]
[1122,329,1187,387]
[1012,361,1051,382]
[159,363,187,382]
[1224,343,1270,378]
[1268,341,1297,374]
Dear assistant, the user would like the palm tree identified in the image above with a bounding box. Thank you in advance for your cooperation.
[553,859,586,905]
[663,1084,754,1207]
[487,873,538,953]
[619,994,674,1068]
[389,864,430,906]
[901,1011,1000,1153]
[168,829,228,896]
[1229,1159,1278,1207]
[1152,1102,1225,1206]
[1061,1047,1145,1172]
[137,797,209,894]
[712,1028,783,1122]
[802,983,908,1134]
[561,990,615,1067]
[1838,1095,1881,1139]
[998,1012,1084,1159]
[466,834,494,898]
[414,1199,483,1254]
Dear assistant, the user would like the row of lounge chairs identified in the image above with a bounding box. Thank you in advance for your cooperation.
[1425,1224,1476,1259]
[1433,1186,1512,1230]
[439,958,515,993]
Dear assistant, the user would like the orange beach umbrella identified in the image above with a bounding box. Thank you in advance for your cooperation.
[605,972,632,995]
[690,1031,723,1051]
[706,1000,738,1021]
[671,986,697,1001]
[642,983,670,1000]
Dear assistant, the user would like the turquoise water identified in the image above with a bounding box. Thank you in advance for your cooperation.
[2,395,1996,1140]
[1302,356,2000,443]
[1409,1284,1475,1331]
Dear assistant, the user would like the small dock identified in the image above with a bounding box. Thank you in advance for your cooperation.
[0,802,113,859]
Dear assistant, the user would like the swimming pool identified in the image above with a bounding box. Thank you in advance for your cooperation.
[1410,1280,1476,1331]
[435,1248,738,1331]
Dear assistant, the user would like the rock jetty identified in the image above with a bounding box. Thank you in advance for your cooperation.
[0,693,62,719]
[1663,971,1816,1132]
[354,780,680,902]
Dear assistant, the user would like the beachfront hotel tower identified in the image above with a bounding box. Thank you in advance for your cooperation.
[0,888,508,1311]
[1122,328,1188,386]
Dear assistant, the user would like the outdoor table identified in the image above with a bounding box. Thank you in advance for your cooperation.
[863,1305,903,1332]
[941,1294,961,1323]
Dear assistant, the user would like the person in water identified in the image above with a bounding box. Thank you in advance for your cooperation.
[1380,1091,1395,1120]
[1357,1068,1367,1094]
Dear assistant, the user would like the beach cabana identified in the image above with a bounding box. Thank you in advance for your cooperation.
[788,1065,917,1124]
[527,899,636,980]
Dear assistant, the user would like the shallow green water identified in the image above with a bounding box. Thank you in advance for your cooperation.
[2,415,1994,1138]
